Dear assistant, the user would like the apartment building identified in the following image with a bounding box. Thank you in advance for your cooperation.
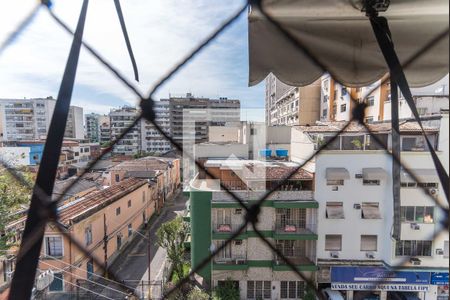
[140,100,172,154]
[165,93,240,144]
[187,159,318,300]
[85,113,100,142]
[34,178,157,294]
[292,116,449,300]
[320,74,449,123]
[265,74,321,126]
[109,106,141,155]
[98,115,111,145]
[0,98,84,141]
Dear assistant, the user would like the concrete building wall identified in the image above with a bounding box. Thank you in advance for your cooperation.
[298,79,321,125]
[209,126,240,143]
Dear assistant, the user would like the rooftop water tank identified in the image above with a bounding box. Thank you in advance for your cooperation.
[275,149,288,157]
[259,149,272,158]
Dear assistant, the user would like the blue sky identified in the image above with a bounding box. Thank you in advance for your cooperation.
[0,0,265,121]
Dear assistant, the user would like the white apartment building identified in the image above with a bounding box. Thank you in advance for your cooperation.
[0,98,84,141]
[292,115,449,300]
[265,74,322,126]
[98,115,111,145]
[140,100,172,154]
[320,74,449,123]
[109,106,141,155]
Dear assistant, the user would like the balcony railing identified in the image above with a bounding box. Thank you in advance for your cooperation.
[214,255,247,265]
[275,222,317,235]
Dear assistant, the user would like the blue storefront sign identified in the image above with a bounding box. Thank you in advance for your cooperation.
[331,267,431,292]
[431,272,449,285]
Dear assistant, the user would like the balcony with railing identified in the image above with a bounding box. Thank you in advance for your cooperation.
[273,240,317,271]
[274,208,317,239]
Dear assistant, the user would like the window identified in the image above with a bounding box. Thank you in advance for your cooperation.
[327,179,344,186]
[85,225,93,246]
[215,240,231,260]
[401,136,427,151]
[87,259,94,280]
[325,235,342,251]
[247,281,271,299]
[45,236,63,257]
[341,87,348,96]
[361,202,381,219]
[281,281,305,299]
[400,206,434,223]
[322,108,328,118]
[367,96,375,106]
[117,234,122,250]
[49,273,63,291]
[142,191,146,203]
[361,235,377,251]
[116,207,121,216]
[395,240,432,256]
[115,174,120,182]
[326,202,344,219]
[363,179,380,186]
[365,116,374,123]
[128,224,133,237]
[340,104,346,112]
[128,200,132,208]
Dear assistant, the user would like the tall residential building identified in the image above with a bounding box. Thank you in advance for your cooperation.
[98,115,111,145]
[165,93,240,144]
[265,74,321,126]
[0,98,84,141]
[187,159,317,299]
[291,115,449,300]
[85,113,100,142]
[109,106,141,155]
[320,74,449,123]
[140,100,172,153]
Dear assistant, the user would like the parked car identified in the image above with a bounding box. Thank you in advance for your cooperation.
[322,288,345,300]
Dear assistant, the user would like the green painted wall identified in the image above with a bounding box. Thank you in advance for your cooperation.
[190,190,212,283]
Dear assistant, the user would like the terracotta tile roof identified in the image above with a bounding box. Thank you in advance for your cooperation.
[295,121,438,133]
[242,165,313,180]
[58,177,146,226]
[110,157,176,172]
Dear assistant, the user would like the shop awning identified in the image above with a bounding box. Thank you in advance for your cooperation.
[361,203,381,219]
[326,168,350,180]
[400,169,439,183]
[363,168,387,180]
[248,0,449,87]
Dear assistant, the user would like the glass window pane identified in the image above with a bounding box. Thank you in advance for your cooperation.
[288,281,296,298]
[247,281,254,299]
[281,282,288,298]
[264,281,271,299]
[415,207,424,222]
[405,207,415,222]
[424,207,434,223]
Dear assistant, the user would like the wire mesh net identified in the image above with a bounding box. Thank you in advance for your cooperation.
[0,1,448,300]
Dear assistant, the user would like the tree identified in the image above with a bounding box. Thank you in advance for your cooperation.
[0,167,33,249]
[213,279,240,300]
[187,287,209,300]
[156,216,188,282]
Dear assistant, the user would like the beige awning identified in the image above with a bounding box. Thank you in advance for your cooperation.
[248,0,449,87]
[363,168,387,180]
[361,203,381,219]
[326,202,344,219]
[400,169,439,183]
[326,168,350,180]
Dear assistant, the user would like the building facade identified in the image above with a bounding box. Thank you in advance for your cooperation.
[85,113,100,142]
[265,74,321,126]
[109,106,141,155]
[320,74,449,123]
[187,159,318,300]
[0,98,84,141]
[140,100,172,153]
[293,117,449,300]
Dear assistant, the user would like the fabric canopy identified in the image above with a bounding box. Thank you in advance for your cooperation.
[249,0,449,87]
[400,169,439,182]
[362,168,387,180]
[326,168,350,180]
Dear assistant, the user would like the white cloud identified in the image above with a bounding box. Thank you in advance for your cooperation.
[0,0,263,116]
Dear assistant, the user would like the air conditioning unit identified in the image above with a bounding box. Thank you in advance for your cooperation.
[366,252,375,259]
[234,208,242,215]
[332,186,339,191]
[354,204,361,209]
[330,252,339,258]
[410,223,420,230]
[436,248,444,255]
[429,188,438,196]
[410,257,421,265]
[234,240,243,246]
[355,174,363,179]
